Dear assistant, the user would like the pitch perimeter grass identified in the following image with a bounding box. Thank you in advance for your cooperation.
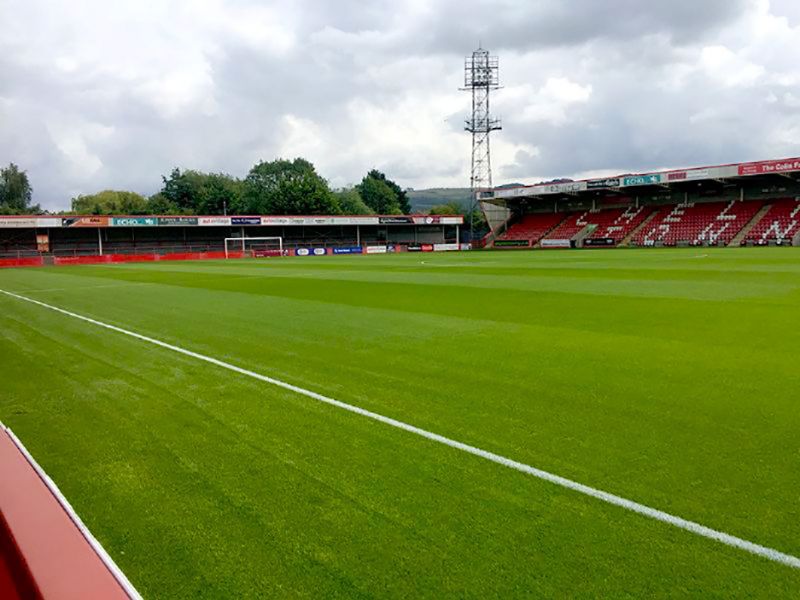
[1,248,799,598]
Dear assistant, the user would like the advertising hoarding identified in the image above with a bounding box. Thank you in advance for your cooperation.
[110,217,157,227]
[231,217,261,226]
[738,158,800,176]
[622,175,661,186]
[198,217,231,226]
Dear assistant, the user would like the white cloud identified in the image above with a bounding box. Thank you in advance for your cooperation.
[0,0,799,209]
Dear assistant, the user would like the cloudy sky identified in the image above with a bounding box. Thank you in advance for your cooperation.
[2,0,800,210]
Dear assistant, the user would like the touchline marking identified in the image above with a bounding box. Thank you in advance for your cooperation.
[2,287,799,570]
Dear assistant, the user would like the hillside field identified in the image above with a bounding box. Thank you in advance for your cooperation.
[1,248,799,598]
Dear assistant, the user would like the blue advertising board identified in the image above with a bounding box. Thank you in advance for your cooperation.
[332,246,363,255]
[231,217,261,226]
[295,247,327,256]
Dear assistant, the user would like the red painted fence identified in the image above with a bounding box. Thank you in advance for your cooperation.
[0,257,44,269]
[0,426,138,599]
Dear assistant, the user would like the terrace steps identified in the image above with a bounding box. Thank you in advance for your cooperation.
[619,210,657,247]
[729,203,772,247]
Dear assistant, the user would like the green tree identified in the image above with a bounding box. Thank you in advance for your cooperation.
[428,201,462,215]
[356,174,401,215]
[335,187,373,215]
[0,163,36,213]
[158,168,243,214]
[198,173,243,215]
[160,168,205,213]
[70,190,149,214]
[146,192,180,214]
[243,158,339,215]
[363,170,411,214]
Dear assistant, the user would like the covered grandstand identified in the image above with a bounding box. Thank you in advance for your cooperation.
[481,157,800,248]
[0,214,465,263]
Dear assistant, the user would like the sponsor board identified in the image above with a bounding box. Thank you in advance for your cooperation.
[332,246,363,254]
[541,181,587,194]
[738,158,800,176]
[587,178,621,189]
[110,217,157,227]
[540,239,572,248]
[433,243,460,252]
[493,239,529,247]
[231,217,261,226]
[62,216,110,228]
[253,249,282,257]
[36,218,62,228]
[261,216,379,226]
[406,243,423,252]
[295,247,326,256]
[583,237,616,247]
[0,217,37,228]
[421,244,434,252]
[460,243,473,251]
[378,216,414,224]
[667,169,710,182]
[622,174,661,186]
[198,216,231,226]
[411,215,465,225]
[366,245,388,254]
[158,216,198,226]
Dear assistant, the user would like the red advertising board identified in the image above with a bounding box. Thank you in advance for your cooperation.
[738,158,800,176]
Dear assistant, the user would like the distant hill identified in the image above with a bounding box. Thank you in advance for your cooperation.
[407,188,472,213]
[407,185,525,213]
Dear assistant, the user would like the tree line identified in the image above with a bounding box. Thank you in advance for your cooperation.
[1,159,485,230]
[0,159,413,216]
[72,159,413,216]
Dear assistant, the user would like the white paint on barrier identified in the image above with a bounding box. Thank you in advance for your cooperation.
[1,288,799,571]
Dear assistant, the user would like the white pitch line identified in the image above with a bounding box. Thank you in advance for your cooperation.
[1,287,799,570]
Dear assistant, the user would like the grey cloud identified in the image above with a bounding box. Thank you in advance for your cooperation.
[0,0,797,210]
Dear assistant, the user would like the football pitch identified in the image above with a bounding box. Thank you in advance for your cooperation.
[1,247,799,598]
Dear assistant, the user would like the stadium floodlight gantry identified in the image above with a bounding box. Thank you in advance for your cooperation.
[224,236,283,258]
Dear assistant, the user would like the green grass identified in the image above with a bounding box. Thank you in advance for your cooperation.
[1,247,799,598]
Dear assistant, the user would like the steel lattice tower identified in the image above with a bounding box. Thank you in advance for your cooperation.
[463,47,501,192]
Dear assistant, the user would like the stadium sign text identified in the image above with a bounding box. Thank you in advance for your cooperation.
[622,175,661,186]
[738,158,800,176]
[587,178,621,189]
[230,217,261,226]
[667,169,710,181]
[158,217,198,226]
[111,217,157,227]
[0,217,37,228]
[198,217,231,226]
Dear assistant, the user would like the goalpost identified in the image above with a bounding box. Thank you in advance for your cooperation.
[224,236,283,259]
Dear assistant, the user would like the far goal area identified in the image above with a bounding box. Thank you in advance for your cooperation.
[224,236,283,258]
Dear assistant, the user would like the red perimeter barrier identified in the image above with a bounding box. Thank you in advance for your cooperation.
[0,426,136,599]
[52,250,243,266]
[0,257,44,269]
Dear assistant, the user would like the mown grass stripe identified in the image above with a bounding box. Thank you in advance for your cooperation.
[2,287,798,570]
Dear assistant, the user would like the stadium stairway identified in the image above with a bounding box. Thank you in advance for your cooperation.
[729,203,773,247]
[619,209,658,246]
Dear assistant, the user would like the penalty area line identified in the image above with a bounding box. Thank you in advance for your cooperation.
[1,287,798,570]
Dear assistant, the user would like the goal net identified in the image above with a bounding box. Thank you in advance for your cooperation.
[224,236,284,258]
